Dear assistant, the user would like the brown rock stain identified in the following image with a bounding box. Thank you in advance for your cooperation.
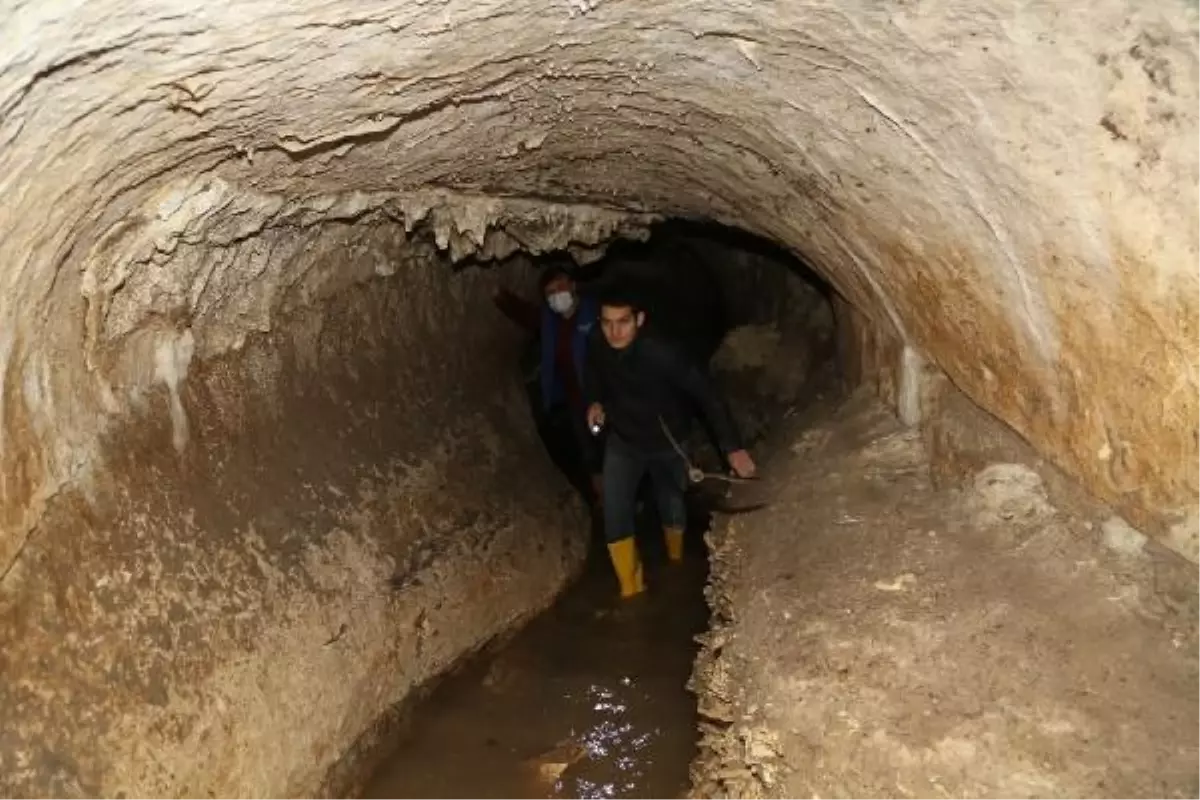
[858,231,1196,550]
[1037,237,1198,539]
[0,333,46,548]
[0,247,585,797]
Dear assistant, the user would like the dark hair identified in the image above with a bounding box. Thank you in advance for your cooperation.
[597,283,644,315]
[537,261,574,293]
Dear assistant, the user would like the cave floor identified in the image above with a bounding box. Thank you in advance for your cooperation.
[361,517,713,799]
[693,391,1198,799]
[356,387,1196,800]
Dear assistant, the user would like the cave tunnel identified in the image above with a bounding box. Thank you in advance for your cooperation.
[0,2,1197,798]
[505,219,836,528]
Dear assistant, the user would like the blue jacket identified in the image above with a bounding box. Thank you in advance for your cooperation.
[540,294,599,411]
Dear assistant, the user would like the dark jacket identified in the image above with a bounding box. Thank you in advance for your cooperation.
[494,289,599,411]
[584,330,742,455]
[539,294,599,411]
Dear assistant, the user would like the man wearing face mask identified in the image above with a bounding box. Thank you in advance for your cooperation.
[494,262,603,508]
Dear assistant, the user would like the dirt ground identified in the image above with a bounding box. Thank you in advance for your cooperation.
[691,390,1198,799]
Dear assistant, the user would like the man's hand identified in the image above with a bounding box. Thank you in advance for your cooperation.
[586,403,605,431]
[727,449,757,479]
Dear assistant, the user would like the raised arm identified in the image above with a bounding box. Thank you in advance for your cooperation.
[492,287,541,333]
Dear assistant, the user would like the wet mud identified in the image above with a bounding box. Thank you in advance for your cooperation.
[362,525,711,800]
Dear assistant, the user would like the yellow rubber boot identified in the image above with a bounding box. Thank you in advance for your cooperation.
[606,537,645,599]
[664,527,685,562]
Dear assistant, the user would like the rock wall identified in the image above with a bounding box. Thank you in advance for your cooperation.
[0,186,651,574]
[1,0,1197,794]
[836,295,1199,562]
[2,0,1194,554]
[0,218,602,796]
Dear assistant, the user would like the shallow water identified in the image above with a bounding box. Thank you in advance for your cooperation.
[361,529,710,799]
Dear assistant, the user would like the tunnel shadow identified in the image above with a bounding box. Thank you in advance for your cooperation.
[509,217,838,562]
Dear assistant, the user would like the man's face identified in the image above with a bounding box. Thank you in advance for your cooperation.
[543,275,576,315]
[600,304,644,350]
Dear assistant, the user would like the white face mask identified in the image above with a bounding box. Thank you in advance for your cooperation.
[547,291,576,316]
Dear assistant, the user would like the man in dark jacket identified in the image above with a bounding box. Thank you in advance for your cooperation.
[585,286,756,598]
[495,263,603,506]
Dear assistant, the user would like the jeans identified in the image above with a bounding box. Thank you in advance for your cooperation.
[602,434,687,543]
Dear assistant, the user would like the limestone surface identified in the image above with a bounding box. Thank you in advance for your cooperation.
[2,0,1195,558]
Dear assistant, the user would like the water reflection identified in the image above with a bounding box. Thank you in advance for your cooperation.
[362,551,709,799]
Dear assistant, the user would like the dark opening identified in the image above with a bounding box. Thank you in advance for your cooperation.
[518,219,836,539]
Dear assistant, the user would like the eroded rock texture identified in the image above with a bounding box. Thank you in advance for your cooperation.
[4,0,1195,556]
[691,390,1198,799]
[0,0,1196,795]
[1,218,608,796]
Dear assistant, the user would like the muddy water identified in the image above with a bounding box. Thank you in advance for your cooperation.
[362,528,710,799]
